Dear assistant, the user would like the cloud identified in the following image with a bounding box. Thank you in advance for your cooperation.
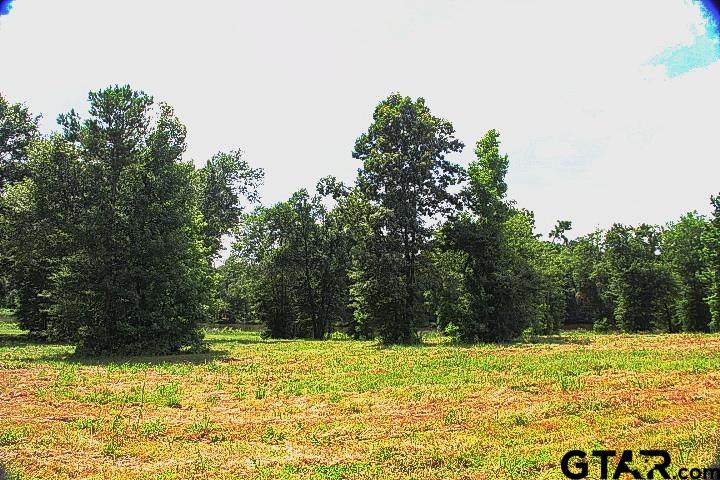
[651,1,720,76]
[0,0,718,243]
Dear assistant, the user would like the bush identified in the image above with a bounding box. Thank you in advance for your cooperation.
[443,322,461,340]
[593,317,613,334]
[327,331,352,341]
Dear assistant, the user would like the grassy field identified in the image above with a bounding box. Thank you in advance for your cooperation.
[1,320,720,479]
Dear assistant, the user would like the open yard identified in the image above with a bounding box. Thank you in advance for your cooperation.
[1,320,720,479]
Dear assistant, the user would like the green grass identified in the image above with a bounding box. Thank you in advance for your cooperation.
[0,319,20,334]
[0,324,719,479]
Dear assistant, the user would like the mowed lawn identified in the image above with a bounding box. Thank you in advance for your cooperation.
[1,319,720,480]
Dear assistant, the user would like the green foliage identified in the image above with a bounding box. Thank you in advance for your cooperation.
[226,188,351,339]
[549,220,572,245]
[603,224,676,332]
[50,87,210,354]
[194,150,263,323]
[465,129,509,219]
[351,94,464,343]
[1,135,82,336]
[703,195,720,331]
[0,93,40,310]
[0,92,39,192]
[429,132,569,341]
[563,231,614,326]
[346,196,414,342]
[424,247,472,333]
[195,150,263,261]
[563,211,719,335]
[2,88,718,352]
[443,321,461,339]
[664,212,711,332]
[592,317,613,333]
[0,86,266,355]
[439,131,545,342]
[525,226,567,335]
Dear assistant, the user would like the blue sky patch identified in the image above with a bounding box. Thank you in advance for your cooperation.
[651,0,720,76]
[0,0,14,16]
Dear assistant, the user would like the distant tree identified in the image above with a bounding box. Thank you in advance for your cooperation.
[1,135,83,336]
[564,231,614,327]
[0,93,39,192]
[549,220,572,245]
[351,94,464,343]
[663,212,711,331]
[229,188,351,339]
[196,150,263,261]
[440,130,542,342]
[233,202,296,338]
[424,243,472,333]
[215,254,255,324]
[0,93,39,308]
[604,224,676,332]
[503,209,564,336]
[527,221,568,335]
[703,195,720,331]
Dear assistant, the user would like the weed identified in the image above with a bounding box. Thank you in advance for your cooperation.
[555,373,585,391]
[138,419,167,438]
[0,427,28,446]
[102,437,120,458]
[261,426,286,444]
[153,382,182,408]
[73,417,100,434]
[255,384,267,400]
[443,408,469,426]
[187,414,216,439]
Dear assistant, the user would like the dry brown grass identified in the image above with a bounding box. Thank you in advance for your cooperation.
[1,326,719,479]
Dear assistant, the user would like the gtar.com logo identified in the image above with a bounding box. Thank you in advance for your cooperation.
[560,450,720,479]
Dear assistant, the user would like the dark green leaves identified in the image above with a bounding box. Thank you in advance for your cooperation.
[351,94,464,344]
[0,93,39,192]
[196,150,263,260]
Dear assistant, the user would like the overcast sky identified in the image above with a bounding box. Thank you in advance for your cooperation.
[2,0,719,240]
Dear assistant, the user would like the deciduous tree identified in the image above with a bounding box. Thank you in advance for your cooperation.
[351,94,464,343]
[703,195,720,331]
[663,212,711,331]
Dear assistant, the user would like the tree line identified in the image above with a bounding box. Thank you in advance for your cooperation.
[1,87,719,354]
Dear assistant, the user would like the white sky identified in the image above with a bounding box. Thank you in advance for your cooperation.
[2,0,719,240]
